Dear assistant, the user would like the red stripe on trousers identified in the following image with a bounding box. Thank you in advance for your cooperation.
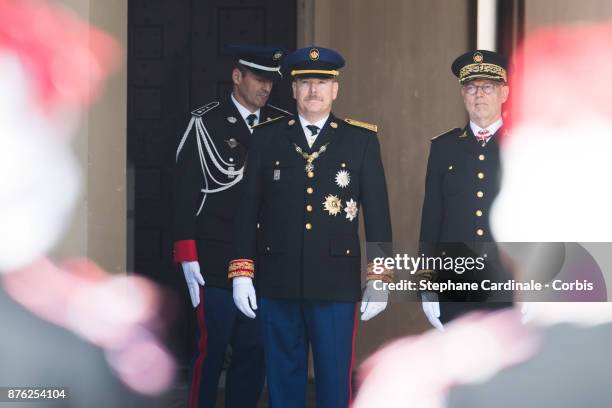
[189,287,207,408]
[348,304,358,407]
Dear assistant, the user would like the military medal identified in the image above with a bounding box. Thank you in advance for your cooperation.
[293,143,329,173]
[344,198,358,221]
[225,138,238,148]
[323,194,343,216]
[335,169,350,188]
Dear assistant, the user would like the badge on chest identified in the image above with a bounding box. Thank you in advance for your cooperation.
[225,138,239,149]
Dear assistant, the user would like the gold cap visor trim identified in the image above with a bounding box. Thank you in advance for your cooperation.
[459,63,507,83]
[291,69,340,77]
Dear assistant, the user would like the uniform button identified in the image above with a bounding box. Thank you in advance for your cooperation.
[476,210,483,217]
[307,171,314,178]
[477,172,485,179]
[307,187,314,194]
[306,205,313,212]
[305,223,312,230]
[346,249,351,255]
[479,154,485,161]
[266,246,270,251]
[476,228,484,236]
[476,191,484,198]
[275,161,280,166]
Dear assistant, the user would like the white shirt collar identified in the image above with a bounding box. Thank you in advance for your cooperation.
[470,118,503,137]
[298,114,328,131]
[298,114,329,148]
[231,93,261,131]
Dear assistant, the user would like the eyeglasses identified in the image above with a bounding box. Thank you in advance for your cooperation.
[462,83,498,95]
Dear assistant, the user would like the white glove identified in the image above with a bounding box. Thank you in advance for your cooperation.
[182,261,205,308]
[233,276,257,319]
[360,280,388,321]
[421,291,444,332]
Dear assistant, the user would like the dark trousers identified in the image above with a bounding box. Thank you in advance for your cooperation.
[189,286,265,408]
[259,297,357,408]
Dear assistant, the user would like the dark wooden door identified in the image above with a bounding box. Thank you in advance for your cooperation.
[127,0,296,366]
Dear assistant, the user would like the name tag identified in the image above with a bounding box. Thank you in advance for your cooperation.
[273,169,280,181]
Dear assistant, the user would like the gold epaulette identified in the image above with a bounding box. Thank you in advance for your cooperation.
[431,127,461,141]
[251,115,284,130]
[344,118,378,132]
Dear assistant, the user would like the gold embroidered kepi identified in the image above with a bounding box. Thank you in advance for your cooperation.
[451,49,508,84]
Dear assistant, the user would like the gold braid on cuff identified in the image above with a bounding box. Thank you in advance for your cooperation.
[414,269,435,283]
[366,262,394,283]
[228,259,255,279]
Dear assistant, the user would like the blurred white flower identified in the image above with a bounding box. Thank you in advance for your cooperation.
[0,54,80,272]
[355,311,538,408]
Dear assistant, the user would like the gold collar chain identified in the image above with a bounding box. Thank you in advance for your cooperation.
[293,142,329,173]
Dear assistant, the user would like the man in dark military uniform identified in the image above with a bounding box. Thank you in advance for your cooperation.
[172,45,291,408]
[418,50,513,329]
[228,46,393,407]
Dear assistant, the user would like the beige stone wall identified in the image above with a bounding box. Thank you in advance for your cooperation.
[51,0,127,274]
[298,0,472,364]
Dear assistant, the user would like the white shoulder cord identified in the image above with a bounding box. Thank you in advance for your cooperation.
[175,116,247,216]
[176,115,247,216]
[176,116,196,162]
[194,125,244,214]
[195,118,243,176]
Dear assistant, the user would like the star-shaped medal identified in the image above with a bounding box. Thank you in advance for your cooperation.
[323,194,343,216]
